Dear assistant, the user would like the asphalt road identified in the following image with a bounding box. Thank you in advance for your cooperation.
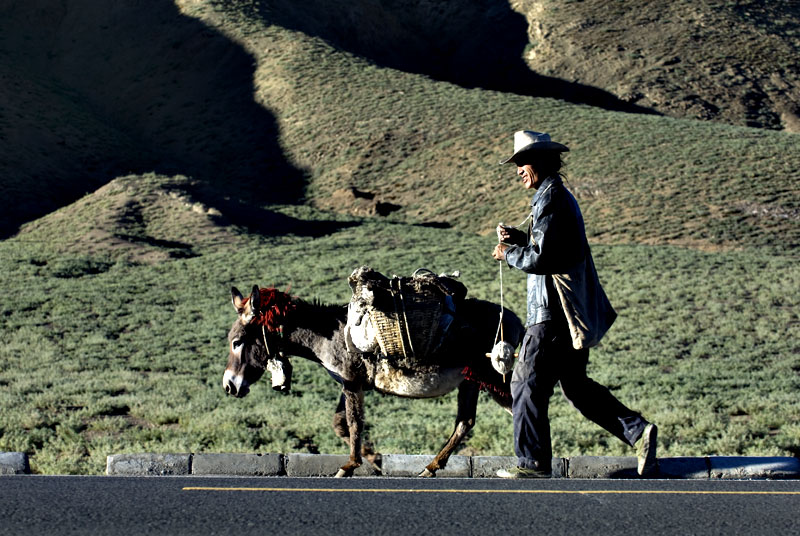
[2,476,799,536]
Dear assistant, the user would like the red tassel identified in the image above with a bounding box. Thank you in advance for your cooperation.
[243,288,296,332]
[462,366,511,404]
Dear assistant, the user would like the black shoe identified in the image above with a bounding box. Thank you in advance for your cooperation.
[496,466,551,479]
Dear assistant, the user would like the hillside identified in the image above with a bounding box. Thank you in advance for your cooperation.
[0,0,304,238]
[210,0,800,252]
[207,0,800,130]
[1,0,799,243]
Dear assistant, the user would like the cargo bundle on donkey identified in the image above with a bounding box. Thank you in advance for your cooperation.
[346,267,468,369]
[222,266,523,477]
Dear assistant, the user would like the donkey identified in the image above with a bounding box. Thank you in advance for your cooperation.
[223,285,523,477]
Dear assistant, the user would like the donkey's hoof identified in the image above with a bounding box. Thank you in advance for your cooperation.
[335,464,360,478]
[418,468,436,478]
[334,468,349,478]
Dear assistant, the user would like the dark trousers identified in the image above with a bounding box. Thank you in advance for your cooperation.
[511,320,648,470]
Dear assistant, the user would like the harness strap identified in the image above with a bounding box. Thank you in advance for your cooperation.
[262,324,286,356]
[262,324,271,356]
[390,277,415,359]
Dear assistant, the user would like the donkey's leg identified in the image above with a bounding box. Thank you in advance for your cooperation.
[420,380,480,477]
[332,393,349,441]
[335,383,365,478]
[333,392,381,471]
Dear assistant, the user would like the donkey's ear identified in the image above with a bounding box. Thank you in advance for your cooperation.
[249,285,261,314]
[233,285,259,325]
[231,287,246,313]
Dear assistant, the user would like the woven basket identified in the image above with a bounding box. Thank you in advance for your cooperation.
[369,287,442,359]
[349,266,463,361]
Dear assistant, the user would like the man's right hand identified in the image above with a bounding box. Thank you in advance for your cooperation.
[496,224,513,243]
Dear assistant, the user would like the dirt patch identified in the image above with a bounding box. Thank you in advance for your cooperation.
[317,187,401,217]
[735,200,800,222]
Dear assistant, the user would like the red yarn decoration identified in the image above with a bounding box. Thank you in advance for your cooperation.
[462,366,512,405]
[244,288,296,332]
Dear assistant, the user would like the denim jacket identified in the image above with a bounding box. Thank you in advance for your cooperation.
[504,176,588,327]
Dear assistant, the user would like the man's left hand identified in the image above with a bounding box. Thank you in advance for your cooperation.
[492,243,509,261]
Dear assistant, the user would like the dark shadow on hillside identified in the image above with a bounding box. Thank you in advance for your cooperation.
[185,183,360,238]
[254,0,659,115]
[216,206,360,238]
[0,1,316,239]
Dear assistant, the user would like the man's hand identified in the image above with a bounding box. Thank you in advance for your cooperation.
[492,243,509,261]
[496,224,513,243]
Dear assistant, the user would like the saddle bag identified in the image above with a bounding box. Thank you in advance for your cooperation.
[346,266,467,363]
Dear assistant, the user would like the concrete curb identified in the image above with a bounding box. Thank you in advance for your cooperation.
[100,453,800,480]
[106,453,192,476]
[569,456,638,479]
[383,454,470,477]
[193,453,284,476]
[472,456,567,478]
[286,453,380,477]
[658,457,711,479]
[0,452,30,475]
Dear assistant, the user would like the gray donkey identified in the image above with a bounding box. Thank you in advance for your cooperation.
[223,285,523,477]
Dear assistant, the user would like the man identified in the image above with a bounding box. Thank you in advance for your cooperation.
[491,130,657,478]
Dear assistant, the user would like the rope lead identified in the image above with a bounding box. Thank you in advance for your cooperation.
[494,260,504,346]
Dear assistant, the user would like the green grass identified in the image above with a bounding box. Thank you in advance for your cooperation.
[2,217,798,474]
[1,0,799,474]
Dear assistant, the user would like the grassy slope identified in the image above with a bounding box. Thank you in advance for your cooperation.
[0,0,798,473]
[221,4,800,252]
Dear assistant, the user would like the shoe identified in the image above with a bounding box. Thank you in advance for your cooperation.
[636,423,658,476]
[496,466,551,479]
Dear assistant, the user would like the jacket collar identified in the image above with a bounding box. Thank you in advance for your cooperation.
[532,175,561,204]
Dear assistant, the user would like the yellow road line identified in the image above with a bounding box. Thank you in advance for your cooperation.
[183,487,800,496]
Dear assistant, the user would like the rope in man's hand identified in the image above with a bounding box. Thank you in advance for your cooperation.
[488,221,524,380]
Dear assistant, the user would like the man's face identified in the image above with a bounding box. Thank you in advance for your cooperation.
[517,164,540,190]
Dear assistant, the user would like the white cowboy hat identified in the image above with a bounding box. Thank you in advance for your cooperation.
[500,130,569,164]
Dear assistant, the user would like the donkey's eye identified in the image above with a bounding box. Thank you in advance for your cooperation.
[232,339,244,350]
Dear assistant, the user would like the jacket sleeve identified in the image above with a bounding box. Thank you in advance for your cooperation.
[502,227,528,247]
[504,190,586,275]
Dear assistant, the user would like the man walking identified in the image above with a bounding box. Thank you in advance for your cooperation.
[492,130,657,478]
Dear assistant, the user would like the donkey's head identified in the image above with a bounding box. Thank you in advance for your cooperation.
[223,286,294,398]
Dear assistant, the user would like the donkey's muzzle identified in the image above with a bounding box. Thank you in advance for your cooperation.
[223,370,249,398]
[225,381,249,398]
